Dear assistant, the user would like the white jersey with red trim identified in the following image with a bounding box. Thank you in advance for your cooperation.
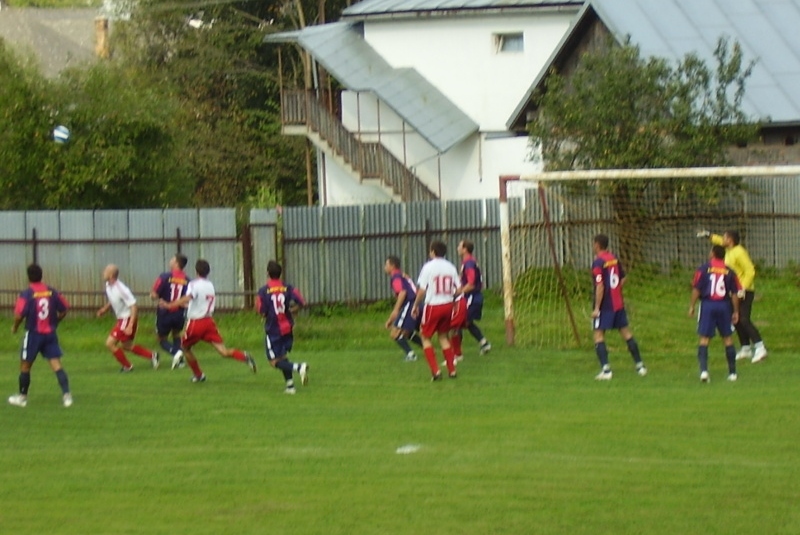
[105,280,137,319]
[417,257,460,305]
[186,277,216,320]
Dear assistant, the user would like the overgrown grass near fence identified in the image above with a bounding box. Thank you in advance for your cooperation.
[2,277,799,534]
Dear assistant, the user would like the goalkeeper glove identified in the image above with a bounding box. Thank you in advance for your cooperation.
[696,230,710,238]
[737,290,746,299]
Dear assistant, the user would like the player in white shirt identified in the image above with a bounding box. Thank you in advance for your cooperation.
[96,264,159,372]
[411,240,461,381]
[160,259,256,383]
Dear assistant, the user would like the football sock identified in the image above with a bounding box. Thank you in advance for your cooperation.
[159,339,173,353]
[697,345,709,372]
[131,345,153,359]
[395,335,413,355]
[754,340,765,350]
[626,337,642,364]
[594,342,609,368]
[725,345,736,374]
[19,372,31,395]
[443,347,456,374]
[171,337,181,354]
[423,347,440,375]
[409,333,423,346]
[450,333,463,357]
[113,349,132,368]
[187,359,203,377]
[230,349,247,362]
[467,323,485,342]
[276,359,293,381]
[55,369,70,394]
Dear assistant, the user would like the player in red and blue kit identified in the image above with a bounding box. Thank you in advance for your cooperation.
[450,239,491,362]
[384,255,423,361]
[7,264,72,408]
[688,245,741,383]
[256,260,309,394]
[150,253,190,370]
[591,234,646,380]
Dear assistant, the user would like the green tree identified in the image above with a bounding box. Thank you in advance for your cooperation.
[114,0,308,206]
[0,39,193,209]
[528,37,759,266]
[0,41,54,209]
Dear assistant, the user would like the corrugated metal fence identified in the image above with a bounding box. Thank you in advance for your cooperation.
[2,175,800,310]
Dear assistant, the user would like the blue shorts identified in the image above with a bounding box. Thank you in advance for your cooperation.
[392,302,420,333]
[156,311,186,337]
[20,331,63,362]
[466,294,484,322]
[593,309,629,331]
[697,301,734,338]
[265,334,294,361]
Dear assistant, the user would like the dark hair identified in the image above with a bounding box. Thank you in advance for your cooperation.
[175,253,188,269]
[195,259,210,278]
[461,240,474,254]
[27,264,43,283]
[725,230,740,246]
[267,260,282,279]
[594,234,609,250]
[386,255,401,269]
[711,244,726,260]
[430,240,447,258]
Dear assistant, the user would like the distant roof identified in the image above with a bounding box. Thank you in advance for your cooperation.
[509,0,800,129]
[0,7,99,77]
[266,22,478,153]
[342,0,582,19]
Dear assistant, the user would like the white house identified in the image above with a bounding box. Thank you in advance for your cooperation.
[267,0,584,205]
[267,0,800,206]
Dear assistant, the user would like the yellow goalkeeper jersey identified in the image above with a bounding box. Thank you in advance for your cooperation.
[710,234,756,290]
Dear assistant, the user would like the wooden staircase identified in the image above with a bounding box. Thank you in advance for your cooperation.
[280,90,438,202]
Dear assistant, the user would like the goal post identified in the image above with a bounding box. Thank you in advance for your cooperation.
[499,165,800,349]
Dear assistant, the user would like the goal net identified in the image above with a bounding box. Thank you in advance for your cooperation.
[499,165,800,349]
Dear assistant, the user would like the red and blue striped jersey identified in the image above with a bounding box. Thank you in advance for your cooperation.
[591,251,626,312]
[693,258,741,301]
[460,255,483,296]
[257,279,305,337]
[15,282,68,334]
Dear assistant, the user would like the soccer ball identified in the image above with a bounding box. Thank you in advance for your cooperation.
[52,125,71,144]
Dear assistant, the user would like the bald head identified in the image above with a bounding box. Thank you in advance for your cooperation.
[103,264,120,283]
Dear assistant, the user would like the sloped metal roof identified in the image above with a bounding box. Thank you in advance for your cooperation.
[266,22,478,153]
[342,0,582,19]
[509,0,800,128]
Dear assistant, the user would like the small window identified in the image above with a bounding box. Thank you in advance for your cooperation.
[494,32,524,53]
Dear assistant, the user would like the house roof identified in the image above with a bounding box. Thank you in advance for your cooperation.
[0,7,99,77]
[508,0,800,129]
[266,22,478,153]
[341,0,582,20]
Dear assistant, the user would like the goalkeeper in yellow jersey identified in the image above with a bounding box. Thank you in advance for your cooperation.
[697,229,767,363]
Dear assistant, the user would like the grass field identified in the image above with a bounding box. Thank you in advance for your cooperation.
[2,274,800,534]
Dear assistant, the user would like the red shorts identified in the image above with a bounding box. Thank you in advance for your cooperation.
[182,317,223,348]
[421,302,454,338]
[111,317,139,343]
[450,295,467,330]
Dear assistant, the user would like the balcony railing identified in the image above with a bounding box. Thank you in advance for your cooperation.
[281,90,437,202]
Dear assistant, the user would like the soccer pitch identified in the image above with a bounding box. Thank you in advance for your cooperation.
[2,274,800,534]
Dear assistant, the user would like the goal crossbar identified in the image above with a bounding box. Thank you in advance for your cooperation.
[517,165,800,183]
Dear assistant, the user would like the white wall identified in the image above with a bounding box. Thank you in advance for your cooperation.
[362,12,576,131]
[322,153,395,205]
[337,90,544,204]
[330,12,574,206]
